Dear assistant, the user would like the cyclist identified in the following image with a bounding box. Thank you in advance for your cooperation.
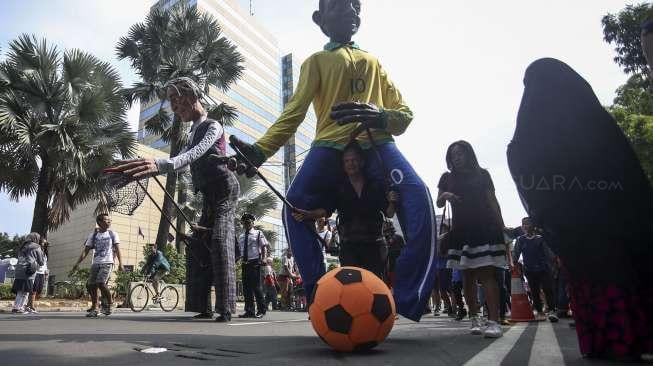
[143,246,171,302]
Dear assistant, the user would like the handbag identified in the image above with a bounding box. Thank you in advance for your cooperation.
[437,203,453,257]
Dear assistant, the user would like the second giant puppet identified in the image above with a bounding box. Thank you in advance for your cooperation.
[231,0,437,321]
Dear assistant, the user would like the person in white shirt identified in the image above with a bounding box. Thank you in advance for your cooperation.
[72,214,124,317]
[237,213,269,318]
[279,248,297,310]
[316,217,332,272]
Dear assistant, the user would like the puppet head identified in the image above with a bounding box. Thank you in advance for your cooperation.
[313,0,361,43]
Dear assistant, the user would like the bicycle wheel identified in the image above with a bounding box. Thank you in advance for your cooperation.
[159,286,179,312]
[128,284,149,312]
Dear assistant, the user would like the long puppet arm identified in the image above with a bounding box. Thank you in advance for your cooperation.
[255,57,320,159]
[155,121,223,173]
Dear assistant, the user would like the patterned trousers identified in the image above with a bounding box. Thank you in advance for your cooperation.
[186,175,239,315]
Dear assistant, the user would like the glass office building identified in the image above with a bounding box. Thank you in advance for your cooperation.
[142,0,317,256]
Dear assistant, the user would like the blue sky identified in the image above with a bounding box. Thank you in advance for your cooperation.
[0,0,633,235]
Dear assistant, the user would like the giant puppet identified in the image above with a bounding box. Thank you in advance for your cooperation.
[230,0,437,321]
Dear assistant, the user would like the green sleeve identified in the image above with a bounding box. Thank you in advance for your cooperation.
[255,56,320,158]
[379,61,413,136]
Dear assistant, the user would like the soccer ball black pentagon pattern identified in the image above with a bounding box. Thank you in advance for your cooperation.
[309,266,396,352]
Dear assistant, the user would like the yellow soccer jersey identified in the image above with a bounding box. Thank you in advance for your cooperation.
[254,43,413,158]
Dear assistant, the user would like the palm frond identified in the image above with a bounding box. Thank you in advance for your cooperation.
[206,102,237,127]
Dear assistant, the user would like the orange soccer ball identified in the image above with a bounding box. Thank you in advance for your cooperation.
[309,266,396,352]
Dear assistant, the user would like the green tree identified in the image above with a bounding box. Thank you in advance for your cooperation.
[603,3,653,182]
[116,4,243,251]
[0,232,24,258]
[602,3,653,77]
[0,35,135,237]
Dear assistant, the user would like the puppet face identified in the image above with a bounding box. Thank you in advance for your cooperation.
[167,89,198,122]
[343,149,364,176]
[450,145,468,171]
[313,0,361,43]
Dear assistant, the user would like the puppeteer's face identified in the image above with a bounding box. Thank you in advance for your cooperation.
[318,0,361,43]
[343,150,363,176]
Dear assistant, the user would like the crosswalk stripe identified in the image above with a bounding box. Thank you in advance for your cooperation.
[462,324,528,366]
[529,321,564,366]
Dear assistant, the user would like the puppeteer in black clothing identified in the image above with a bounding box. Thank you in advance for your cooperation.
[292,142,398,280]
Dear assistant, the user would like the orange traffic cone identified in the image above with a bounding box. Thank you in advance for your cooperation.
[509,267,535,322]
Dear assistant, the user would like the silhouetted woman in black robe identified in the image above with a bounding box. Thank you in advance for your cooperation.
[508,58,653,361]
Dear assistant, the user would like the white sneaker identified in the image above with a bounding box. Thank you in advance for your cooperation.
[470,316,483,335]
[484,320,503,338]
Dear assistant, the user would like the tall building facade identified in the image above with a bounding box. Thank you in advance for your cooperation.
[141,0,317,257]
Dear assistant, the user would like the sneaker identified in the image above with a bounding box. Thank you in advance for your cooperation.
[86,310,99,318]
[455,308,468,321]
[101,305,112,316]
[547,312,559,323]
[556,310,570,319]
[470,316,483,335]
[11,308,26,314]
[25,307,38,314]
[445,306,455,317]
[215,312,231,322]
[484,320,503,338]
[433,309,441,317]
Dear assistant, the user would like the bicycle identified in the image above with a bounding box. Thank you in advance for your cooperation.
[127,274,179,312]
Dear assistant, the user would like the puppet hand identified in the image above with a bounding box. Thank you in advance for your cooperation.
[107,158,158,178]
[228,135,266,178]
[331,102,388,129]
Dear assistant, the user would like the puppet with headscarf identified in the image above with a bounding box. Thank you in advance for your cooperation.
[112,77,239,322]
[228,0,438,321]
[508,58,653,361]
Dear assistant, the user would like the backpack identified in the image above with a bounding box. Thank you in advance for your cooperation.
[91,229,116,248]
[16,243,38,277]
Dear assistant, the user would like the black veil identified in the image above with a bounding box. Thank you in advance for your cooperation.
[508,58,653,281]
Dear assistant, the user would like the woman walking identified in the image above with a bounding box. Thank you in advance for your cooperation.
[437,141,507,338]
[12,233,45,314]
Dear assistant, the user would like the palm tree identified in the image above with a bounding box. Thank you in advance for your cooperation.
[116,4,244,250]
[234,175,279,247]
[181,174,279,249]
[0,35,135,237]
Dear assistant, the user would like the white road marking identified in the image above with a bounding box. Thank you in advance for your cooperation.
[529,321,564,366]
[229,319,308,326]
[462,324,528,366]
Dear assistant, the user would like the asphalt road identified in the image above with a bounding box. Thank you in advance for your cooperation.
[0,310,616,365]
